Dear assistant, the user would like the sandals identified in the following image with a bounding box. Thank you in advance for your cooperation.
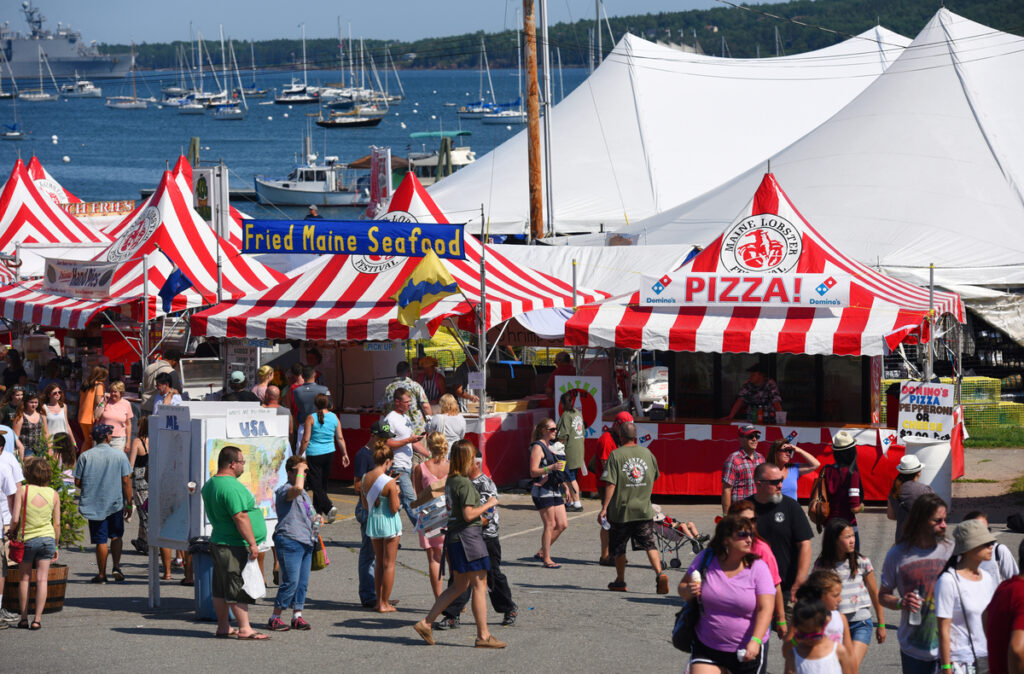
[90,575,107,584]
[236,632,271,640]
[30,621,41,630]
[542,562,562,569]
[17,619,28,629]
[215,628,239,638]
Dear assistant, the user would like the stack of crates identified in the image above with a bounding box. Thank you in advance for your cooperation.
[880,376,1023,433]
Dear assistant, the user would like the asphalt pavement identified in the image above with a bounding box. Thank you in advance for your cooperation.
[5,451,1023,672]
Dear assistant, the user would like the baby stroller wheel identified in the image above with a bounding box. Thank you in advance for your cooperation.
[669,558,682,568]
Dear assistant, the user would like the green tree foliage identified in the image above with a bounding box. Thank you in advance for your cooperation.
[102,0,1023,71]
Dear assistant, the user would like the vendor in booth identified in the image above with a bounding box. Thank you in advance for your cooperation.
[724,363,782,421]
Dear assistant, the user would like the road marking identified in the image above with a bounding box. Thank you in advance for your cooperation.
[501,510,593,540]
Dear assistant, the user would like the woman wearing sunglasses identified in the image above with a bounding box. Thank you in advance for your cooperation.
[528,418,568,569]
[680,514,775,674]
[935,519,999,674]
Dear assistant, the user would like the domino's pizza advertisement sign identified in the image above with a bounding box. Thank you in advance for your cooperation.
[897,381,955,441]
[640,272,851,308]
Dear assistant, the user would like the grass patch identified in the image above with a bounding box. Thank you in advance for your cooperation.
[978,458,992,463]
[954,478,997,483]
[1011,475,1024,501]
[964,425,1024,449]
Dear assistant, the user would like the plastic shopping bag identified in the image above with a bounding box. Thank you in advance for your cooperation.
[241,559,266,600]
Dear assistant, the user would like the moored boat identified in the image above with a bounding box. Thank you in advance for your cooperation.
[253,134,370,206]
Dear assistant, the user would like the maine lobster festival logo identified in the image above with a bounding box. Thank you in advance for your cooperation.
[352,254,404,274]
[622,456,649,486]
[107,206,160,262]
[720,214,802,274]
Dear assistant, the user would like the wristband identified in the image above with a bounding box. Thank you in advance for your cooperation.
[751,636,763,645]
[941,665,952,670]
[776,621,787,627]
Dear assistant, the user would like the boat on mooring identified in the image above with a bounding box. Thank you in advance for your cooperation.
[253,135,370,206]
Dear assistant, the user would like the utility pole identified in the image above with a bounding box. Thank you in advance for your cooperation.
[524,0,543,241]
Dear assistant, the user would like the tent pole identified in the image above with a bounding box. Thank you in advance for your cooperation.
[477,204,488,456]
[925,263,934,381]
[142,255,150,401]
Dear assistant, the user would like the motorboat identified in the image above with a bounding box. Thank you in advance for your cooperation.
[315,108,383,129]
[211,103,245,121]
[60,74,102,98]
[274,79,318,105]
[407,130,476,186]
[253,134,369,206]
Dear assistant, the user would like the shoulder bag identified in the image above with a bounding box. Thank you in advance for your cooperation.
[952,570,989,674]
[7,485,27,563]
[808,465,831,532]
[672,549,714,651]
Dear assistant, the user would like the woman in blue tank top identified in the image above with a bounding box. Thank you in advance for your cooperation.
[299,394,350,518]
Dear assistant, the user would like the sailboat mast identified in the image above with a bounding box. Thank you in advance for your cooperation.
[198,30,204,94]
[220,25,227,93]
[131,42,137,100]
[337,17,345,88]
[301,24,308,88]
[250,42,257,88]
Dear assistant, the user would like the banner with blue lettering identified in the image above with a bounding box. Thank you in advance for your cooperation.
[242,219,465,260]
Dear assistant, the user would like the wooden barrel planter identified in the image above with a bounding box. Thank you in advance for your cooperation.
[2,563,68,614]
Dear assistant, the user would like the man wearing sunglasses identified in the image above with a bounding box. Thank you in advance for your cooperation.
[721,424,765,515]
[752,462,812,624]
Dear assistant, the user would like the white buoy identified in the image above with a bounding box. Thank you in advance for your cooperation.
[400,122,406,129]
[267,116,273,121]
[412,109,418,114]
[414,102,419,106]
[61,156,70,163]
[394,112,399,116]
[506,125,512,131]
[51,138,58,145]
[50,134,58,141]
[288,105,293,110]
[430,115,436,120]
[283,113,289,118]
[432,90,437,94]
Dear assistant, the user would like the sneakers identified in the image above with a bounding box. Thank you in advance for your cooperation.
[608,580,628,592]
[327,506,338,524]
[656,573,670,595]
[501,607,517,626]
[111,568,125,582]
[267,616,290,632]
[432,615,460,630]
[566,503,584,512]
[290,616,311,631]
[475,635,507,648]
[0,608,20,622]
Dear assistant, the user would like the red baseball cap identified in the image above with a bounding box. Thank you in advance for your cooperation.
[614,411,634,424]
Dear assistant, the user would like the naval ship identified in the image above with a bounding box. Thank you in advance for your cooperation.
[2,2,130,80]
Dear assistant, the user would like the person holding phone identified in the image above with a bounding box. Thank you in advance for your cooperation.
[383,388,428,524]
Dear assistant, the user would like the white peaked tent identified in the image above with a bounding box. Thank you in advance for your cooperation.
[429,27,909,235]
[630,9,1024,289]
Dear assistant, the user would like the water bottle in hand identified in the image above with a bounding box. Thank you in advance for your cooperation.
[600,515,611,530]
[908,585,924,626]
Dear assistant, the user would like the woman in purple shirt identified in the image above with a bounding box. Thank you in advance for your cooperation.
[679,514,776,674]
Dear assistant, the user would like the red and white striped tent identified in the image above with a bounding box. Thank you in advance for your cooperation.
[25,156,81,204]
[191,172,606,340]
[0,168,286,329]
[167,156,245,249]
[566,173,964,356]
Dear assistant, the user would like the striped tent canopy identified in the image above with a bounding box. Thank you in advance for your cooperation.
[26,156,81,204]
[191,172,606,341]
[0,168,286,329]
[168,156,245,249]
[565,173,964,357]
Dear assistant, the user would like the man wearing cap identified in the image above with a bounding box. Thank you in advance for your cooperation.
[352,420,396,608]
[595,411,632,565]
[725,363,782,421]
[379,361,431,434]
[721,424,765,514]
[887,455,935,543]
[984,539,1024,674]
[221,371,260,403]
[752,462,813,607]
[141,349,182,415]
[305,205,323,220]
[74,425,133,583]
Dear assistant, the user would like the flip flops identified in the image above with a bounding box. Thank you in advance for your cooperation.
[656,573,670,595]
[542,562,561,569]
[214,628,239,639]
[236,632,270,641]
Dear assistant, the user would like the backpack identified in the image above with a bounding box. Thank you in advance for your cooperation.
[808,466,831,532]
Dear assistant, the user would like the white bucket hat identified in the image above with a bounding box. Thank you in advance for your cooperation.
[897,455,924,475]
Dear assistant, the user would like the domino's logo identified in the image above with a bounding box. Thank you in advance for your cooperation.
[651,275,673,295]
[815,276,838,297]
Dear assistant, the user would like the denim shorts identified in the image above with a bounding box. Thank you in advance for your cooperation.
[848,618,873,645]
[23,536,57,563]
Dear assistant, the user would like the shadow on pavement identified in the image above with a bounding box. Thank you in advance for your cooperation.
[112,626,212,638]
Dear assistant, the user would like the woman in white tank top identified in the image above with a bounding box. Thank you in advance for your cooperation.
[42,383,76,467]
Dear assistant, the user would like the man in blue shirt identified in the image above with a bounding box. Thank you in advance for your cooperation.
[73,425,132,583]
[352,419,396,608]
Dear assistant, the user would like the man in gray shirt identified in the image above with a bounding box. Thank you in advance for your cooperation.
[291,366,330,449]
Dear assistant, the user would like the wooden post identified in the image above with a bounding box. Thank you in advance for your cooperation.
[524,0,544,241]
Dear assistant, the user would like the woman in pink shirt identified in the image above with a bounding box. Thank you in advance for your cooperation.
[97,381,134,451]
[680,514,776,674]
[730,499,786,639]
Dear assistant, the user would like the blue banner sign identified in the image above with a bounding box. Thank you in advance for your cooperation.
[241,219,465,259]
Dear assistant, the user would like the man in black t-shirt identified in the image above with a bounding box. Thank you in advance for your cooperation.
[221,371,260,402]
[752,462,812,611]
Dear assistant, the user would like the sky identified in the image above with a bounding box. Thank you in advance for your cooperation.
[8,1,728,44]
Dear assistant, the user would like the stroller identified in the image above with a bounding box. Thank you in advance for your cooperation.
[652,506,708,569]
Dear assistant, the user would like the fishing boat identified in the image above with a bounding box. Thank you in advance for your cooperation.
[407,130,476,186]
[105,43,146,109]
[21,46,58,102]
[0,49,18,100]
[60,73,102,98]
[254,133,370,206]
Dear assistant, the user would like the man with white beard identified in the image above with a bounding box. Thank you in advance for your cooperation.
[752,462,812,623]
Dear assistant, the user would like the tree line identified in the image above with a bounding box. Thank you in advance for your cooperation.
[100,0,1023,72]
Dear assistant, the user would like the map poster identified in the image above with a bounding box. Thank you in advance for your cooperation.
[205,436,290,522]
[555,375,603,439]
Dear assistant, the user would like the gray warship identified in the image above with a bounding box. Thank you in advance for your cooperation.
[2,2,130,80]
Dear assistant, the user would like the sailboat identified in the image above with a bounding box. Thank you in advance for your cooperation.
[212,40,247,121]
[3,93,25,140]
[482,31,526,124]
[106,43,147,109]
[0,49,18,100]
[21,46,58,102]
[275,25,317,104]
[238,42,266,98]
[458,38,497,119]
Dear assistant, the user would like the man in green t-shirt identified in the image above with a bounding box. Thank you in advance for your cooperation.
[598,422,668,595]
[201,445,269,640]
